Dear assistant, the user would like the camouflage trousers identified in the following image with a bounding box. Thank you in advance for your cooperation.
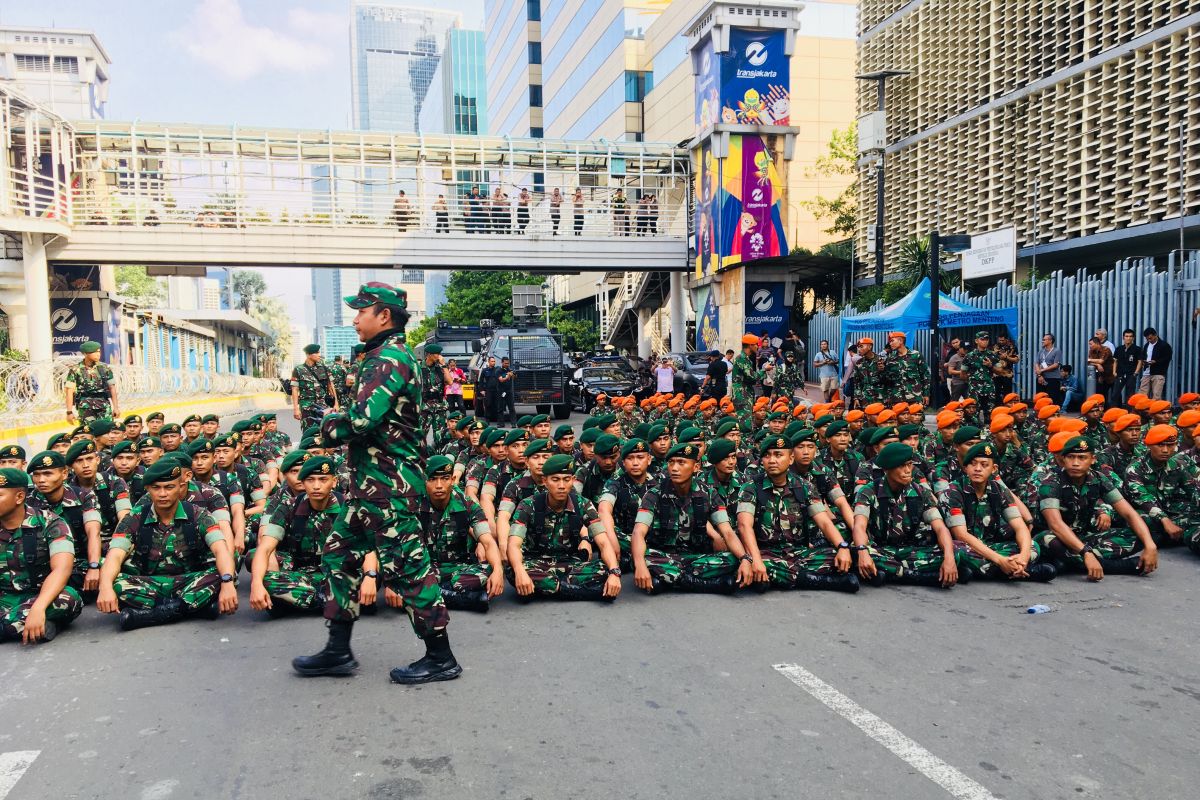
[1145,515,1200,549]
[959,540,1043,579]
[1037,529,1141,569]
[263,567,325,611]
[114,570,220,612]
[439,562,492,592]
[300,404,330,431]
[643,548,737,587]
[75,397,112,423]
[1,589,83,638]
[421,402,447,446]
[322,499,448,637]
[760,545,842,588]
[505,556,606,597]
[865,541,968,577]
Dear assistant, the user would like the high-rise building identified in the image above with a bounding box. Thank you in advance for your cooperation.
[420,28,488,136]
[321,325,362,361]
[485,0,543,139]
[856,1,1200,278]
[351,2,462,134]
[0,27,110,119]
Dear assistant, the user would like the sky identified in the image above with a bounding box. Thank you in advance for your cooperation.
[5,0,485,326]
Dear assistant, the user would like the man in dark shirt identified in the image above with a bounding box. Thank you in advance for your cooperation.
[1111,328,1143,407]
[701,351,728,400]
[480,357,500,422]
[497,357,516,424]
[1139,327,1172,401]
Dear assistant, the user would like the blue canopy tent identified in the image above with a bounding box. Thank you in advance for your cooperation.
[841,278,1018,342]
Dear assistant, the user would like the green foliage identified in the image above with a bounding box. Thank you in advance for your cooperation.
[231,270,267,312]
[549,306,599,352]
[844,235,956,312]
[802,123,859,238]
[115,265,166,305]
[248,295,292,366]
[436,271,537,327]
[789,246,815,257]
[407,315,437,342]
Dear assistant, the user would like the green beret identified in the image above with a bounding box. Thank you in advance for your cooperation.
[766,411,785,421]
[466,418,486,432]
[484,429,507,447]
[138,436,163,450]
[303,344,321,355]
[578,428,601,445]
[875,442,915,470]
[302,425,321,439]
[516,415,534,427]
[1061,436,1093,456]
[351,344,364,357]
[425,455,454,477]
[0,444,25,460]
[146,412,165,422]
[593,433,621,456]
[542,453,576,476]
[582,417,601,431]
[299,456,336,480]
[230,420,253,434]
[425,343,443,355]
[0,467,29,489]
[813,414,835,428]
[530,414,549,425]
[648,424,670,442]
[89,419,115,436]
[867,427,898,447]
[784,421,807,440]
[621,438,649,458]
[168,451,193,469]
[455,416,476,431]
[280,451,310,472]
[759,435,792,456]
[71,424,90,438]
[962,441,997,465]
[298,437,320,450]
[201,414,219,424]
[110,440,134,457]
[633,423,653,441]
[187,439,215,456]
[552,424,574,440]
[142,459,183,485]
[211,434,237,449]
[123,415,143,425]
[182,415,202,425]
[791,428,817,444]
[825,420,849,437]
[856,427,877,446]
[595,414,618,429]
[344,281,407,311]
[159,423,182,435]
[706,438,737,464]
[897,424,924,440]
[952,426,982,445]
[504,429,530,446]
[65,440,98,464]
[524,439,551,458]
[79,341,101,354]
[677,427,703,444]
[667,442,701,461]
[447,410,464,421]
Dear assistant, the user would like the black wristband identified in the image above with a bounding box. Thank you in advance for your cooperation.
[740,554,753,563]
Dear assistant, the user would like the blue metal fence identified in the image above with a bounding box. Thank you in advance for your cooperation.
[807,254,1200,400]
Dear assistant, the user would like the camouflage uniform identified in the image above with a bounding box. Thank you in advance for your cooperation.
[1096,443,1136,483]
[291,360,335,429]
[319,328,448,637]
[65,361,115,421]
[29,486,102,591]
[817,450,862,499]
[633,477,737,588]
[573,461,618,503]
[1122,453,1200,549]
[884,349,927,404]
[258,491,342,610]
[852,478,964,577]
[463,456,495,497]
[597,472,653,557]
[619,411,643,440]
[68,473,131,546]
[853,353,887,407]
[730,353,763,411]
[1031,467,1141,568]
[482,461,522,508]
[418,488,495,593]
[329,361,353,410]
[961,349,997,414]
[941,474,1039,578]
[772,360,803,402]
[108,500,225,612]
[0,507,84,640]
[737,474,840,586]
[507,491,610,596]
[419,360,447,448]
[993,441,1034,490]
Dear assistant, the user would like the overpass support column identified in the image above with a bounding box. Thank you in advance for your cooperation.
[636,306,652,360]
[22,232,52,363]
[668,271,685,351]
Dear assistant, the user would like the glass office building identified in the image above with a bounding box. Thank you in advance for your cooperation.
[419,28,488,136]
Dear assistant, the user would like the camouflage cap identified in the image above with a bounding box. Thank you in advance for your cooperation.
[0,467,28,489]
[299,456,336,481]
[79,341,101,354]
[65,439,98,464]
[542,453,576,476]
[621,438,648,458]
[962,442,996,465]
[344,281,407,310]
[142,459,183,485]
[705,438,737,464]
[875,442,915,470]
[0,444,25,460]
[425,455,454,478]
[281,451,310,472]
[524,439,551,458]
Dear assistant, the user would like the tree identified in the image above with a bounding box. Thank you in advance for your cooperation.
[248,295,292,376]
[114,265,165,306]
[802,123,858,239]
[436,270,535,326]
[845,235,954,312]
[549,306,599,352]
[231,270,267,312]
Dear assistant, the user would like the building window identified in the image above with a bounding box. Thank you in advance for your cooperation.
[529,84,542,107]
[624,71,653,102]
[527,0,541,22]
[15,54,80,75]
[528,41,541,64]
[530,127,543,138]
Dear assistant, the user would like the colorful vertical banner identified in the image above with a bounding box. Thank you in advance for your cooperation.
[718,134,787,268]
[693,35,719,138]
[693,142,719,276]
[720,28,790,127]
[697,287,720,352]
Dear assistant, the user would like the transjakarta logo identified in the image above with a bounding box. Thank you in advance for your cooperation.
[751,188,764,202]
[701,50,712,75]
[745,41,768,67]
[751,289,774,312]
[52,308,78,332]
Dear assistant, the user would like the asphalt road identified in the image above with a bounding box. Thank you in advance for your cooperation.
[2,407,1198,800]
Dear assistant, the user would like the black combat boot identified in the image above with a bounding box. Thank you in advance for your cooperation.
[1099,556,1142,575]
[793,571,861,593]
[893,570,952,588]
[1024,562,1058,582]
[39,621,59,642]
[266,601,295,619]
[120,599,184,631]
[553,582,608,602]
[678,573,737,595]
[184,598,221,620]
[292,619,358,676]
[389,629,463,684]
[441,588,491,612]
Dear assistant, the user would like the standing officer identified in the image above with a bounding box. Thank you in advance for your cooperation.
[962,331,998,415]
[293,282,461,685]
[883,332,927,405]
[65,341,119,424]
[420,344,449,447]
[731,334,769,412]
[291,344,339,428]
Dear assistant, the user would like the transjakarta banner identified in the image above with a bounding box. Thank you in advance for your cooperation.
[52,296,120,360]
[745,282,788,342]
[695,135,788,275]
[721,28,790,127]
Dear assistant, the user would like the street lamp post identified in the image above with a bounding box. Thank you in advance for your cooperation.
[927,230,972,404]
[855,70,910,286]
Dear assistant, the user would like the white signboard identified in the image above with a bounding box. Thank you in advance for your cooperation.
[960,227,1016,280]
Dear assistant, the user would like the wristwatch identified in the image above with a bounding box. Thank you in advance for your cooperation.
[219,573,235,583]
[364,569,379,579]
[740,554,754,564]
[606,567,621,577]
[836,542,850,550]
[87,561,101,569]
[1077,544,1094,557]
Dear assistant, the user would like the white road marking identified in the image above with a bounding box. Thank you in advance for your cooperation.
[773,664,999,800]
[0,751,39,800]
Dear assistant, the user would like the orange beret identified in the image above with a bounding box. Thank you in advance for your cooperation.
[864,403,885,416]
[908,403,923,414]
[1037,404,1060,420]
[754,397,770,408]
[1132,397,1152,410]
[1112,413,1141,433]
[943,401,961,412]
[1101,407,1125,424]
[845,410,865,422]
[891,402,909,414]
[1002,393,1020,403]
[1008,402,1028,413]
[829,397,845,407]
[1144,424,1178,445]
[700,399,717,410]
[1179,392,1200,405]
[936,411,960,430]
[1060,418,1088,433]
[990,405,1011,417]
[1087,393,1105,404]
[1047,431,1075,453]
[1127,393,1148,405]
[1080,397,1103,414]
[640,399,651,410]
[876,409,896,423]
[1176,409,1200,429]
[720,400,735,412]
[1149,400,1171,414]
[1033,397,1052,410]
[741,334,759,346]
[595,393,607,401]
[1047,418,1066,434]
[1033,392,1049,401]
[669,398,683,409]
[989,414,1015,433]
[857,337,874,346]
[888,331,906,340]
[792,405,807,418]
[960,397,977,406]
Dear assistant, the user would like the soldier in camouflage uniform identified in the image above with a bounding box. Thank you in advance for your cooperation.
[465,428,505,503]
[961,331,998,416]
[506,454,622,601]
[27,450,103,596]
[772,349,804,403]
[988,414,1034,490]
[1032,436,1158,580]
[597,438,655,564]
[293,282,461,685]
[731,335,769,412]
[789,429,856,531]
[588,394,610,417]
[0,467,84,644]
[1096,413,1142,481]
[190,438,248,557]
[734,435,859,592]
[696,438,743,511]
[65,341,119,424]
[66,439,131,547]
[96,460,238,630]
[850,443,964,587]
[252,457,344,616]
[853,338,887,409]
[630,443,740,594]
[816,420,861,500]
[1122,425,1200,550]
[414,455,504,612]
[883,332,928,405]
[942,442,1056,581]
[291,344,339,429]
[573,433,621,502]
[496,439,553,558]
[329,356,353,411]
[419,344,449,450]
[481,429,529,531]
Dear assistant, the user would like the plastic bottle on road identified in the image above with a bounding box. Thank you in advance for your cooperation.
[1026,604,1055,615]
